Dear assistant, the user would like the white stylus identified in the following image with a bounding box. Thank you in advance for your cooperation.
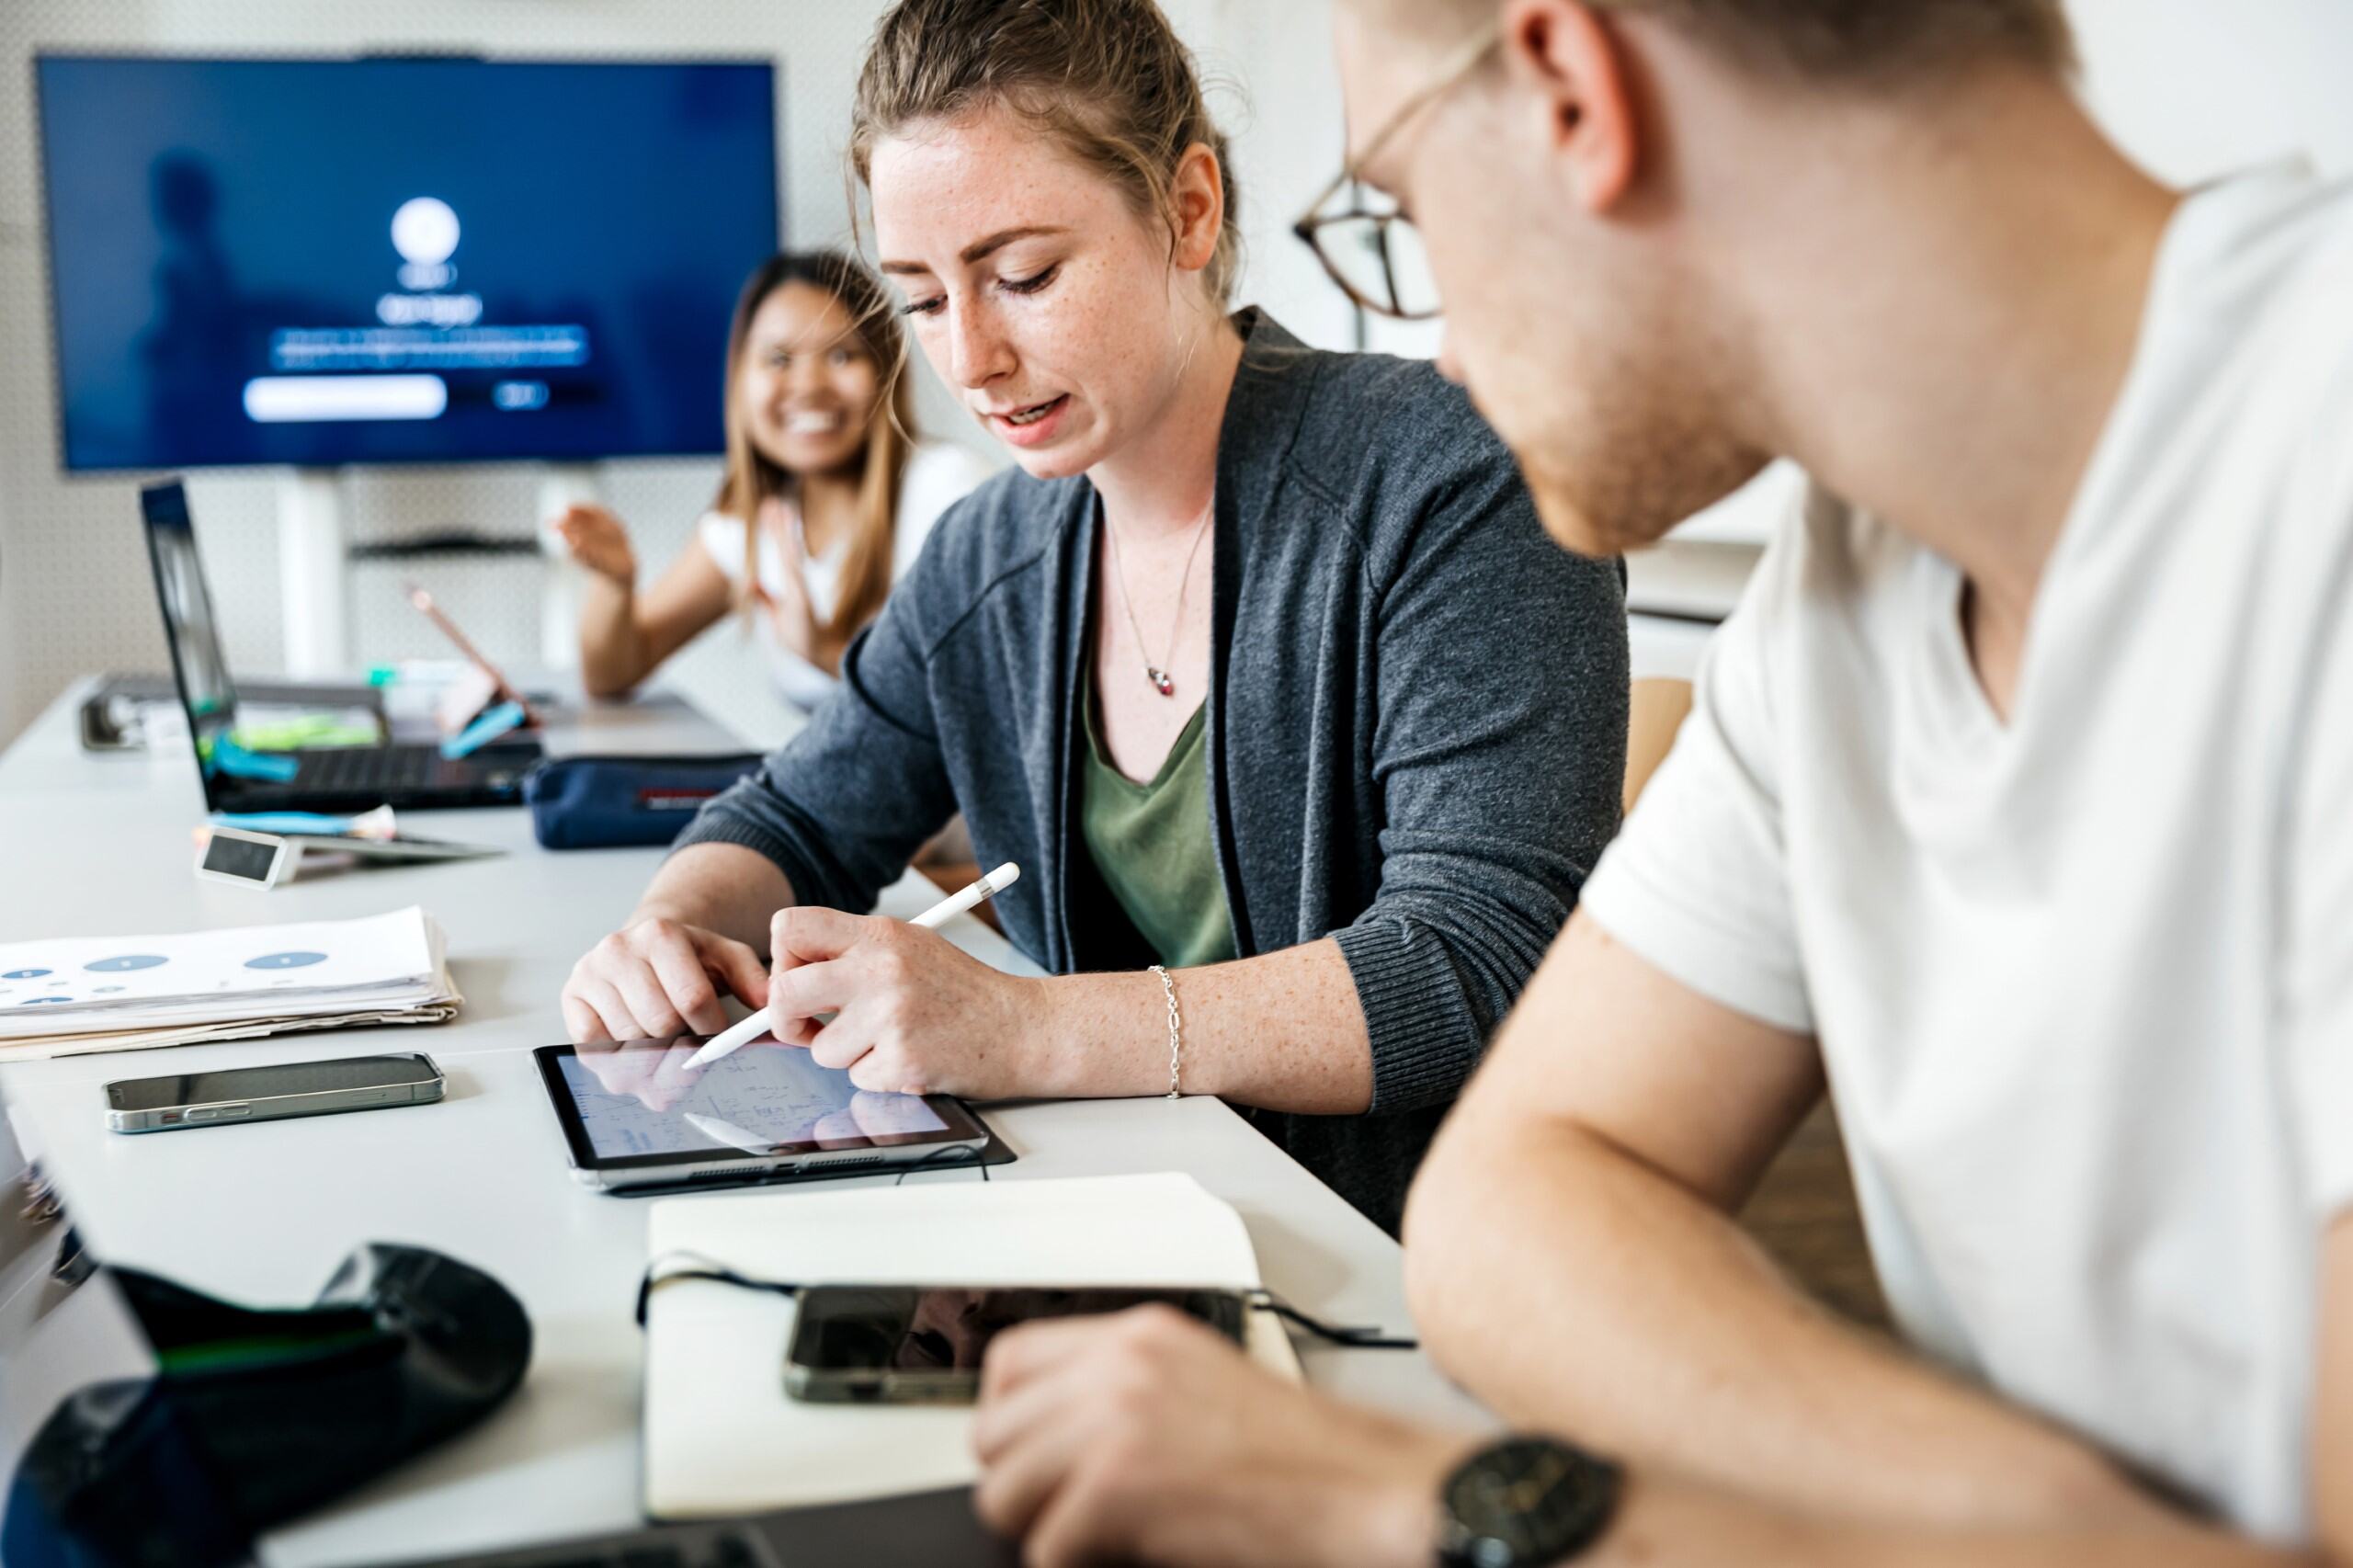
[680,862,1022,1072]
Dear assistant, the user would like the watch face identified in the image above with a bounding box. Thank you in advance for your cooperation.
[1442,1437,1621,1566]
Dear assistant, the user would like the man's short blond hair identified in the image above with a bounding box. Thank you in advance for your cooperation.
[1377,0,2076,82]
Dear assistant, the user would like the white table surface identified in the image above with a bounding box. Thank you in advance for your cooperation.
[0,679,1486,1565]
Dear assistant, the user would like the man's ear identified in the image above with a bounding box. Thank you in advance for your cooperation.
[1498,0,1642,211]
[1170,141,1226,274]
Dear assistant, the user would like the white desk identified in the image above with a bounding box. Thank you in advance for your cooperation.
[0,680,1487,1565]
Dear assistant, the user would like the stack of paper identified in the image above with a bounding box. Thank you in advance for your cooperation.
[641,1172,1302,1519]
[0,906,460,1060]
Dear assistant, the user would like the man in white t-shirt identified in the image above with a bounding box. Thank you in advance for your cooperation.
[958,3,2353,1565]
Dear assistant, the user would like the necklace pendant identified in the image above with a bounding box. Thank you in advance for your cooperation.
[1147,667,1176,698]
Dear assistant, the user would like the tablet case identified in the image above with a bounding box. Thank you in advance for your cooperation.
[603,1123,1017,1199]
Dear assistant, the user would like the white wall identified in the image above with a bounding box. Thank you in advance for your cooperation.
[6,0,2353,740]
[0,450,13,727]
[0,0,1358,748]
[1639,0,2353,581]
[2074,0,2353,185]
[0,1,906,746]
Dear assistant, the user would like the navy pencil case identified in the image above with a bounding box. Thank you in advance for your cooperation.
[519,753,765,849]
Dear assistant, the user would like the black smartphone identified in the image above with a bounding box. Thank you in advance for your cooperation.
[104,1052,445,1133]
[783,1284,1251,1404]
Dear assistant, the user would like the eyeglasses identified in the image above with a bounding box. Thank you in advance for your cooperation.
[1292,26,1502,323]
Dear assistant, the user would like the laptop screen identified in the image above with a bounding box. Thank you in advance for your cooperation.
[138,482,241,797]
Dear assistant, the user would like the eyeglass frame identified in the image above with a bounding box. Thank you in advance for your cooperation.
[1291,24,1504,323]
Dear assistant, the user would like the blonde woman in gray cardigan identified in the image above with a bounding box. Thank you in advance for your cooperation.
[559,0,1626,1231]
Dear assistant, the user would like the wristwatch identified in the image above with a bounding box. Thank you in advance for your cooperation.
[1434,1436,1624,1567]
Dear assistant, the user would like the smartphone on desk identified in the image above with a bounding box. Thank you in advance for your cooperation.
[105,1051,444,1133]
[784,1284,1250,1404]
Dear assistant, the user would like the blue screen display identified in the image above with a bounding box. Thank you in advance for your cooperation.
[36,56,779,471]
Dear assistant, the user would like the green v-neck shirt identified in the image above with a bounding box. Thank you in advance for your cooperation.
[1078,663,1238,970]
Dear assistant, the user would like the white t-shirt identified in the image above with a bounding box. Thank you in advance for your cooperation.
[699,440,996,711]
[1581,162,2353,1540]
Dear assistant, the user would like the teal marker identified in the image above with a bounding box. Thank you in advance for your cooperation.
[208,733,300,783]
[212,811,364,836]
[441,700,528,760]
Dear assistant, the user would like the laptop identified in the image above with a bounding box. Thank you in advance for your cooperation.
[0,1085,1012,1568]
[139,481,540,812]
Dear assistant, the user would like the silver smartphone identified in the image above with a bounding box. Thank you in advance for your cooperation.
[783,1285,1251,1404]
[104,1051,445,1133]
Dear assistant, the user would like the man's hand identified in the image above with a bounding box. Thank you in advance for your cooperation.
[763,907,1050,1098]
[562,915,770,1044]
[972,1306,1468,1568]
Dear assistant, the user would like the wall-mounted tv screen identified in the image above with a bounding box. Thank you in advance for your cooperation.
[36,55,779,471]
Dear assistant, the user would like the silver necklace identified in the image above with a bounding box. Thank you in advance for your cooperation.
[1103,492,1214,698]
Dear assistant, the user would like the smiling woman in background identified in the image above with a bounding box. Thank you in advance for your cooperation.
[554,248,994,710]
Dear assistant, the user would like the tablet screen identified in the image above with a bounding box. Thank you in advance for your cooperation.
[549,1038,951,1163]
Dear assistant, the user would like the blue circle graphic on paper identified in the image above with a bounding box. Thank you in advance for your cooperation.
[245,951,327,971]
[85,955,167,972]
[19,998,74,1006]
[3,969,53,980]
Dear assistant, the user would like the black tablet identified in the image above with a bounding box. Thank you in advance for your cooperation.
[533,1038,994,1194]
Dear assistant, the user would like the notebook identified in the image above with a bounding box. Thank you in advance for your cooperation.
[641,1172,1301,1518]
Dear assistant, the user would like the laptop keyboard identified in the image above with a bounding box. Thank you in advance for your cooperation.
[296,744,443,790]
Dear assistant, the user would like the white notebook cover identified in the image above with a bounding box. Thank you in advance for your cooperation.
[641,1172,1302,1518]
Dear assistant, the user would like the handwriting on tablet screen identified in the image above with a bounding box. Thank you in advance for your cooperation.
[559,1040,947,1156]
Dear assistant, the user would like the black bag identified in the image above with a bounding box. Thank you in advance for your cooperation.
[6,1244,531,1567]
[520,752,766,849]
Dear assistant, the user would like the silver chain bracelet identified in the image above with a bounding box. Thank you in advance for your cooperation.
[1150,963,1184,1099]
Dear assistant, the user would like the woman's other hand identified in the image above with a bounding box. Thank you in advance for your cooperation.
[562,915,770,1045]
